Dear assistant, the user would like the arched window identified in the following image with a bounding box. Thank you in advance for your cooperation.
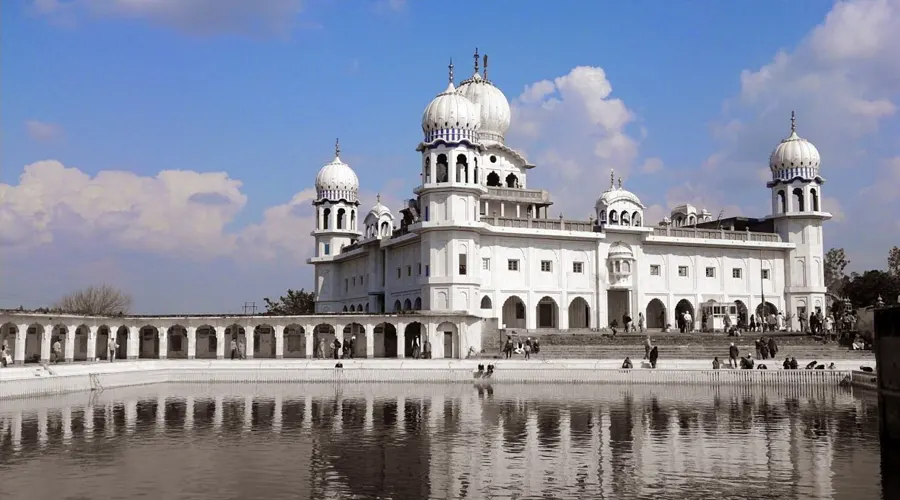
[424,157,432,183]
[380,221,390,236]
[486,171,501,187]
[632,211,641,226]
[473,157,479,184]
[323,208,331,230]
[350,210,356,229]
[793,188,805,212]
[777,190,786,213]
[811,188,819,211]
[337,208,346,229]
[609,210,618,224]
[349,305,355,312]
[505,173,518,188]
[621,211,630,225]
[598,209,607,223]
[456,154,468,183]
[436,154,448,183]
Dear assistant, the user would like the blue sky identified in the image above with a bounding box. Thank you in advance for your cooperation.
[2,0,898,314]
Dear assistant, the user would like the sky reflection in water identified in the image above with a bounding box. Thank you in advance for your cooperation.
[0,383,889,500]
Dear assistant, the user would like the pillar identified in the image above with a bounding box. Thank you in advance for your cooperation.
[65,325,77,362]
[40,325,51,363]
[245,325,255,360]
[86,326,98,361]
[366,323,375,359]
[215,327,226,359]
[304,325,314,358]
[186,326,197,359]
[397,322,406,359]
[128,326,139,360]
[274,325,284,359]
[14,324,27,365]
[158,328,168,359]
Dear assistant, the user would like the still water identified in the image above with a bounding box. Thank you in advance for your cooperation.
[0,383,888,500]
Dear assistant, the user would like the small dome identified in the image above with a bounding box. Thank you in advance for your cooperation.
[368,194,392,219]
[608,241,633,259]
[596,174,644,209]
[315,143,359,203]
[422,80,481,143]
[457,70,510,144]
[768,112,821,181]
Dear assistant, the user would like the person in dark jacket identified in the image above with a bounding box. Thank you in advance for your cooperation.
[783,357,791,370]
[342,338,351,359]
[648,346,659,368]
[767,337,778,359]
[729,343,739,368]
[712,357,721,369]
[622,357,633,369]
[789,357,799,370]
[332,338,341,359]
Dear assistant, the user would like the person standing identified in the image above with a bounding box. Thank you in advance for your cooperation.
[684,311,693,333]
[348,336,356,359]
[332,338,341,359]
[237,338,246,360]
[643,336,652,359]
[729,342,739,368]
[108,335,118,362]
[52,337,63,364]
[638,312,645,333]
[648,346,659,368]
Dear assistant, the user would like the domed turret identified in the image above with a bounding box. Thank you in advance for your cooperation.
[421,59,481,143]
[363,193,394,239]
[315,139,359,203]
[595,170,644,227]
[768,111,821,184]
[456,50,510,144]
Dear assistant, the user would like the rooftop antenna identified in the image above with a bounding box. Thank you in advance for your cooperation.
[790,110,796,133]
[448,58,454,84]
[483,54,489,80]
[473,48,479,74]
[335,138,340,157]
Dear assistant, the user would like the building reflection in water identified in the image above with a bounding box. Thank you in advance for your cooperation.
[0,383,888,500]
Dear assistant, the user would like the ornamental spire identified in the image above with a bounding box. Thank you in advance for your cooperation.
[610,169,615,189]
[473,48,479,74]
[376,193,381,203]
[483,54,489,80]
[790,110,796,134]
[448,58,454,83]
[618,176,623,189]
[335,138,340,158]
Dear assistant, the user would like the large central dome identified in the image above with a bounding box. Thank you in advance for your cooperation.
[421,80,481,143]
[456,52,511,145]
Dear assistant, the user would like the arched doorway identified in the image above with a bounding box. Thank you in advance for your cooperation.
[536,296,559,328]
[139,326,160,359]
[95,326,110,360]
[167,325,188,359]
[437,321,458,359]
[502,296,526,329]
[313,324,336,359]
[646,299,666,329]
[414,297,422,310]
[733,300,749,327]
[403,298,412,311]
[393,300,402,312]
[567,297,590,329]
[0,323,18,363]
[344,323,366,358]
[486,171,500,187]
[480,296,493,310]
[254,324,276,358]
[374,323,397,358]
[283,324,305,358]
[50,324,69,362]
[756,301,778,317]
[404,322,423,358]
[26,324,45,363]
[225,324,246,359]
[674,299,695,333]
[73,325,90,361]
[195,325,217,359]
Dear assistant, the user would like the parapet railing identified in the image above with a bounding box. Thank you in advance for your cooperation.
[652,227,782,243]
[483,216,596,232]
[485,187,551,202]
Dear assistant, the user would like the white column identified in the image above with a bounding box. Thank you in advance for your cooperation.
[38,408,48,448]
[305,326,314,358]
[273,394,283,434]
[84,404,95,441]
[214,396,224,430]
[397,322,406,359]
[65,325,77,362]
[41,325,52,363]
[396,395,406,435]
[365,323,375,358]
[158,328,168,359]
[274,325,285,359]
[15,324,28,365]
[125,399,137,434]
[86,326,98,361]
[62,406,72,443]
[128,326,140,360]
[156,395,166,434]
[364,395,374,434]
[215,327,226,359]
[185,396,195,431]
[187,327,197,360]
[429,394,444,429]
[245,326,255,359]
[11,412,22,452]
[243,395,253,433]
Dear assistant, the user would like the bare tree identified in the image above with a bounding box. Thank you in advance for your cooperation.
[55,284,133,316]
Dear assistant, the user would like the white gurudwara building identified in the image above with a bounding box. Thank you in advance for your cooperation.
[309,51,832,334]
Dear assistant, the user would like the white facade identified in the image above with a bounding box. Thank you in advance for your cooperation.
[309,54,831,333]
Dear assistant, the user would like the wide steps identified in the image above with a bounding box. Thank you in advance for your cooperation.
[483,344,873,360]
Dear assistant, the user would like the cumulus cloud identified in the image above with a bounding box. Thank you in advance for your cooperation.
[507,66,640,218]
[25,120,64,143]
[32,0,305,36]
[860,155,900,202]
[639,157,664,174]
[0,159,404,263]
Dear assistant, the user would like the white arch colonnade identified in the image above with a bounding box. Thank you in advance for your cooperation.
[0,312,481,365]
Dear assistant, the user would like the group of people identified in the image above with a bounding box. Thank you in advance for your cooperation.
[315,336,361,359]
[503,335,540,359]
[754,336,779,359]
[621,336,659,369]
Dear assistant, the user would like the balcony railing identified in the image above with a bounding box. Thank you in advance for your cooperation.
[485,187,550,203]
[483,216,596,233]
[651,227,782,243]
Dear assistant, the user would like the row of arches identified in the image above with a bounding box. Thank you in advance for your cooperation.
[644,298,780,329]
[599,209,642,227]
[343,304,370,313]
[775,186,820,214]
[364,221,392,238]
[485,295,592,330]
[391,297,422,312]
[423,154,521,188]
[0,321,461,363]
[317,206,357,231]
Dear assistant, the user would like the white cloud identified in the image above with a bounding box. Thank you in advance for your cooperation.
[32,0,305,36]
[860,156,900,202]
[639,157,663,174]
[508,66,641,218]
[25,120,64,143]
[0,159,403,263]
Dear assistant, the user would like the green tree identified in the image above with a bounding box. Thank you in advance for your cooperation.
[889,246,900,277]
[824,248,850,296]
[263,289,316,315]
[842,270,900,308]
[55,284,132,316]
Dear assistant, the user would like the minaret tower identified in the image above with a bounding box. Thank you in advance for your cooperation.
[414,58,487,314]
[312,139,361,259]
[767,112,831,322]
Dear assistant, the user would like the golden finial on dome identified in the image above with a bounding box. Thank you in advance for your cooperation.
[610,169,615,189]
[618,176,623,189]
[376,193,381,203]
